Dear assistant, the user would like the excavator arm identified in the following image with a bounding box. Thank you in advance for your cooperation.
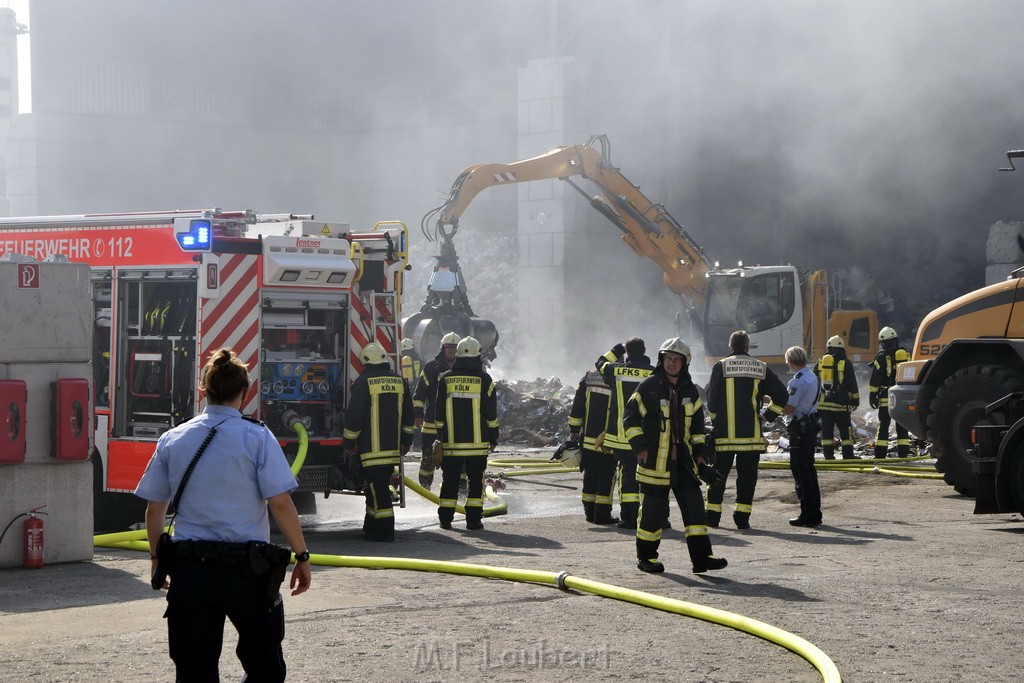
[422,134,712,310]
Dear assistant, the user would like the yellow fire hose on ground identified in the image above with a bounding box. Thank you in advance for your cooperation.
[93,529,841,683]
[402,475,508,517]
[490,454,942,481]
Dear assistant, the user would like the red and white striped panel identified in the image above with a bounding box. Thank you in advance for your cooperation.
[493,171,517,183]
[199,254,261,415]
[348,293,373,383]
[373,294,396,352]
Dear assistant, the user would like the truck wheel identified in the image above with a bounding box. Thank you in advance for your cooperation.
[1006,446,1024,515]
[927,365,1024,497]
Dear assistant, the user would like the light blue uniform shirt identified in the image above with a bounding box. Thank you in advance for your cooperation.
[785,367,820,422]
[135,405,297,543]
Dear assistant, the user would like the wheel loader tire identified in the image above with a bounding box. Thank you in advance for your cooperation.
[1006,444,1024,515]
[927,365,1024,497]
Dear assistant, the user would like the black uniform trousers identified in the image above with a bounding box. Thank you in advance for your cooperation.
[581,448,618,523]
[820,409,855,459]
[706,451,760,521]
[438,454,488,526]
[362,464,395,541]
[637,475,712,565]
[788,419,822,524]
[874,404,910,458]
[614,449,641,525]
[166,559,286,683]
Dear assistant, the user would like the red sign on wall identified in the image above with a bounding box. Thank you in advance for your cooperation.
[17,263,39,288]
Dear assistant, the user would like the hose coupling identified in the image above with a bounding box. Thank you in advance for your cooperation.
[555,571,571,590]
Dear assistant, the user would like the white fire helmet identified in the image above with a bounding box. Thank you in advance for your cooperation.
[457,336,482,358]
[827,335,845,349]
[878,326,897,342]
[440,331,461,347]
[553,440,582,469]
[360,342,388,365]
[659,337,692,364]
[401,337,415,351]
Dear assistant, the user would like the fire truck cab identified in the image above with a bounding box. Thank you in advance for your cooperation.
[0,209,410,532]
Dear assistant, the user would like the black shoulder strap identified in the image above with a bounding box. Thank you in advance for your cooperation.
[168,418,229,518]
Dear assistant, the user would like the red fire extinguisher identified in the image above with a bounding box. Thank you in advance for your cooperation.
[23,506,47,570]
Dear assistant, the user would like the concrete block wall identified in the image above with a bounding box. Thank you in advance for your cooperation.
[0,261,94,568]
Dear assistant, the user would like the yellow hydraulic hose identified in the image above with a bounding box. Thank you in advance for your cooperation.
[289,421,309,476]
[92,536,841,683]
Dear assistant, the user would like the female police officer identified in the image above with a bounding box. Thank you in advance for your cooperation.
[135,347,312,681]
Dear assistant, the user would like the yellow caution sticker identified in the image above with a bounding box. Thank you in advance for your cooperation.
[321,224,331,237]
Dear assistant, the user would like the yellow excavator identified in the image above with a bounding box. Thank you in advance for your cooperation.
[405,134,877,366]
[889,148,1024,511]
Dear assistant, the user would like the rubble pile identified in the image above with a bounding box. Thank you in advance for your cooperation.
[495,377,575,446]
[762,408,929,457]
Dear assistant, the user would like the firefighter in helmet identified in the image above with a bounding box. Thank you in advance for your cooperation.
[813,335,861,459]
[568,362,617,525]
[429,336,499,530]
[704,330,790,529]
[412,331,460,487]
[400,337,421,386]
[623,338,727,574]
[869,326,911,458]
[596,336,655,529]
[343,342,414,542]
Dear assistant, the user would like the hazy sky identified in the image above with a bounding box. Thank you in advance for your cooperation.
[16,1,1024,378]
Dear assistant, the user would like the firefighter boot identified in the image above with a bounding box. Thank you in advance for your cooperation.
[841,444,857,460]
[617,503,639,530]
[583,501,595,523]
[705,510,721,528]
[822,442,836,460]
[733,512,750,530]
[874,443,889,459]
[362,514,374,537]
[637,558,665,573]
[465,507,484,531]
[369,516,395,542]
[593,504,619,525]
[438,507,455,530]
[687,533,728,573]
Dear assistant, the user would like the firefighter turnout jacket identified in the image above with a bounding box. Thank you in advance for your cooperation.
[596,349,655,452]
[814,350,860,411]
[623,368,706,486]
[413,351,453,437]
[430,357,499,457]
[343,363,415,468]
[568,369,612,450]
[706,353,790,452]
[869,345,909,408]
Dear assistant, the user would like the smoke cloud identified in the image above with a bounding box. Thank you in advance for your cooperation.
[19,0,1024,382]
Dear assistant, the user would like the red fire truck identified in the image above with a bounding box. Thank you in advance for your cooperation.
[0,209,409,531]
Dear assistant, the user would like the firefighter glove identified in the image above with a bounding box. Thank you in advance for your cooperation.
[869,393,879,409]
[611,342,626,359]
[698,463,726,488]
